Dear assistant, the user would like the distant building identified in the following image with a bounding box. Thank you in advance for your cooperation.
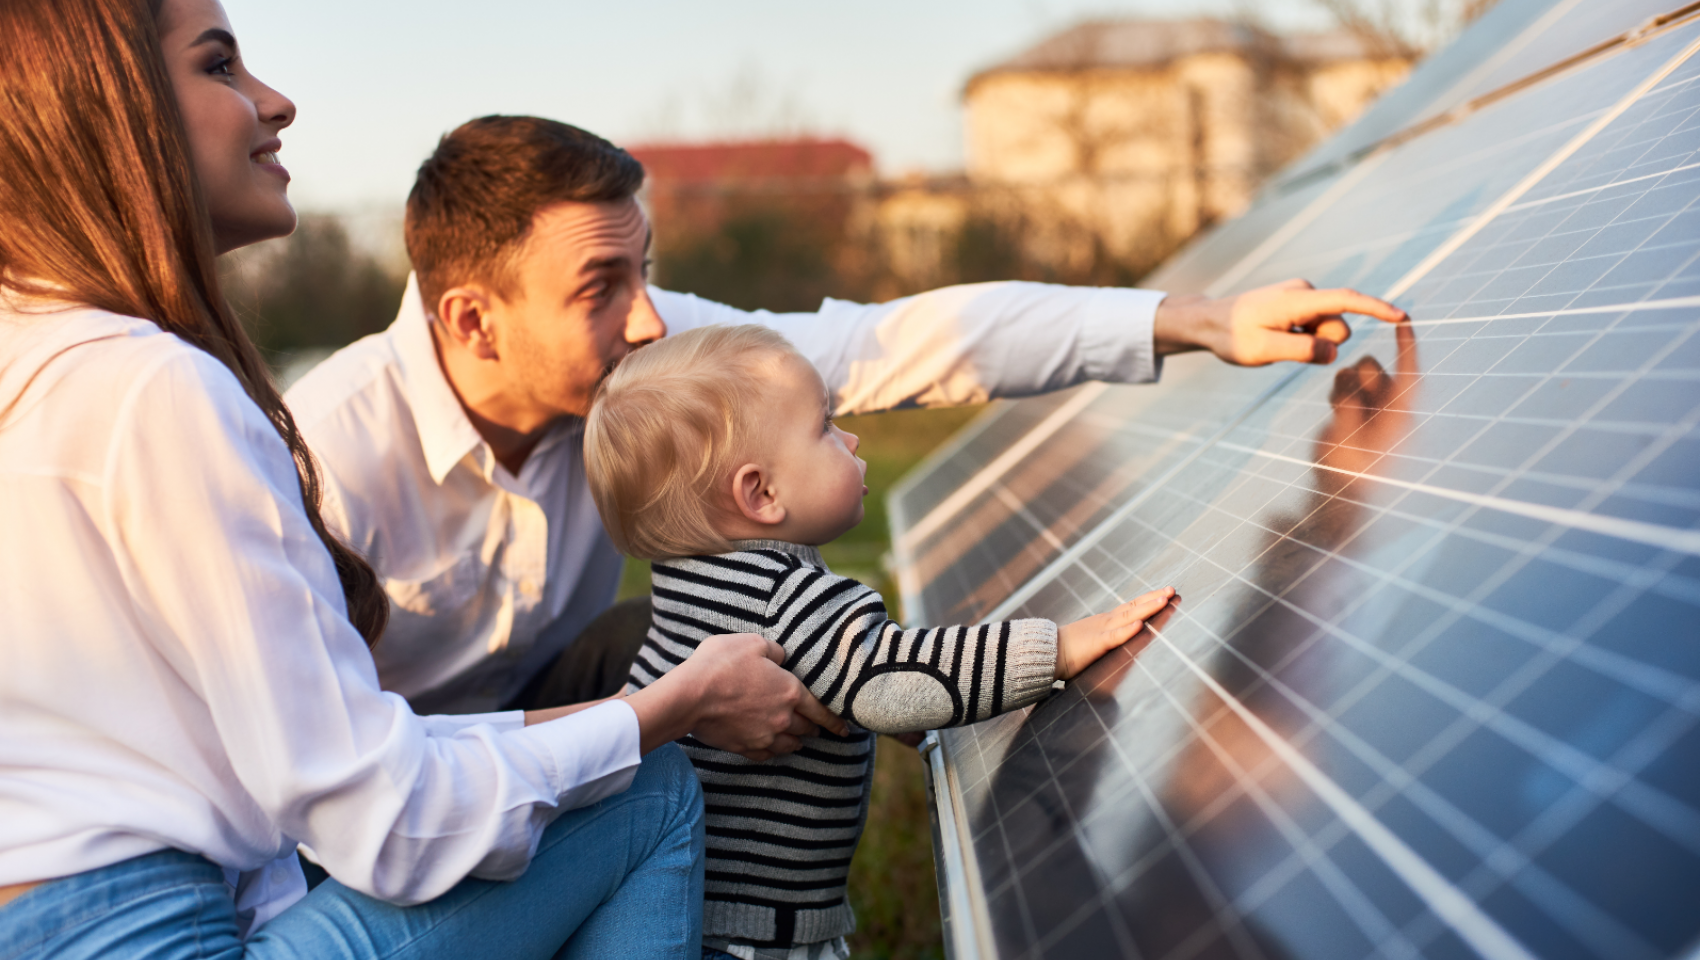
[627,138,874,239]
[879,18,1411,284]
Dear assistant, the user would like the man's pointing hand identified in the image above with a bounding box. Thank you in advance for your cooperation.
[1154,278,1408,367]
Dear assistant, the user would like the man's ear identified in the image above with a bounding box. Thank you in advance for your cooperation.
[730,463,786,526]
[436,287,500,361]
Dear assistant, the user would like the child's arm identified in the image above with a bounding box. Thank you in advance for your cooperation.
[766,565,1172,734]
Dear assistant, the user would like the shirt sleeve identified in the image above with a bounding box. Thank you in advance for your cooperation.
[762,564,1059,733]
[651,282,1166,416]
[102,349,641,905]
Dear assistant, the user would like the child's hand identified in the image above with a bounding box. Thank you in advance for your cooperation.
[1055,587,1176,680]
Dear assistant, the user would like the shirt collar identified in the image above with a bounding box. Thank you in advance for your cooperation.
[390,273,487,485]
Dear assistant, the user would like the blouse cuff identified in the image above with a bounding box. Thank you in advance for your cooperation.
[417,709,526,737]
[515,699,643,810]
[1079,288,1167,385]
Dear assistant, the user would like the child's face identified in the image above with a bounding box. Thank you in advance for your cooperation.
[755,353,868,544]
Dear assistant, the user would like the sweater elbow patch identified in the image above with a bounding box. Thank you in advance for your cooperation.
[848,672,956,733]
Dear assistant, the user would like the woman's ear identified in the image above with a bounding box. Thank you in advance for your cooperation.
[731,463,786,526]
[436,287,500,360]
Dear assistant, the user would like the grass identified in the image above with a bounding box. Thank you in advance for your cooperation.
[616,404,985,960]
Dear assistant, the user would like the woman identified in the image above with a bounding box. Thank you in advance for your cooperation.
[0,0,824,955]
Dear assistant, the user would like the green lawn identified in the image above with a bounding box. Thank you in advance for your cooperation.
[616,404,985,960]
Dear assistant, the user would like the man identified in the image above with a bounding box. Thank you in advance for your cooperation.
[287,115,1404,726]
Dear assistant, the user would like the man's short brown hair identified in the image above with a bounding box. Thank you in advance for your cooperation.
[405,115,645,313]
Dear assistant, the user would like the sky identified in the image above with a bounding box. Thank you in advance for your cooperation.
[222,0,1340,213]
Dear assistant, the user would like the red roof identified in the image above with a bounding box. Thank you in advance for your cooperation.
[626,138,874,184]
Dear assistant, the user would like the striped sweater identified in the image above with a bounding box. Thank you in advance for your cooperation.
[626,539,1058,948]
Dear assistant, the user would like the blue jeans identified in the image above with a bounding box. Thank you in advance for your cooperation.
[0,745,704,960]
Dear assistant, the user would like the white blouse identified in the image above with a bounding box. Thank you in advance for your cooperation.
[0,301,641,934]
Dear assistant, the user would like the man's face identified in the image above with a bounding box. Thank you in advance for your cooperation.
[492,198,665,420]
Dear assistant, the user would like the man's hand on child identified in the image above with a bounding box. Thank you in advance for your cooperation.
[1055,587,1176,681]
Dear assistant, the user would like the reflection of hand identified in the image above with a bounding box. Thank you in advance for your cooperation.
[626,632,849,762]
[1056,587,1176,680]
[1154,278,1408,366]
[1315,321,1420,486]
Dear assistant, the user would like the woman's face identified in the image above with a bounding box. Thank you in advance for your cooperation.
[157,0,297,254]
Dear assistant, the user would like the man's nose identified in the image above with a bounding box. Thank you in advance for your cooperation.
[626,287,667,345]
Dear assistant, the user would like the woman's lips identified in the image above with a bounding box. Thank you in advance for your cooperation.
[251,151,290,182]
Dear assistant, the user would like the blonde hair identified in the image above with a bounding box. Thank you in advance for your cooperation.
[585,324,804,559]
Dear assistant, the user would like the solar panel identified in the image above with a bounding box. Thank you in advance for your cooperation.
[892,6,1700,959]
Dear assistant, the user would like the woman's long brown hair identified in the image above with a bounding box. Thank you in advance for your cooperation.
[0,0,388,646]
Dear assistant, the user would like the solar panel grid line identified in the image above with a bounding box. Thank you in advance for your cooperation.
[889,401,1015,528]
[1218,437,1700,556]
[1403,294,1700,326]
[895,383,1108,556]
[1206,155,1394,298]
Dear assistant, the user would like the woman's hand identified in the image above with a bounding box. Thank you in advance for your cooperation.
[1055,587,1176,681]
[623,632,848,761]
[1154,279,1407,366]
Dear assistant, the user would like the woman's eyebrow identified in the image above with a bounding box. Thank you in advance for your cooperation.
[190,27,237,49]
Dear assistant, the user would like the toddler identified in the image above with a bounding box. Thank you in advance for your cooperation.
[584,324,1173,960]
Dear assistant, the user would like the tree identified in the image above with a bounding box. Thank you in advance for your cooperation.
[220,213,405,358]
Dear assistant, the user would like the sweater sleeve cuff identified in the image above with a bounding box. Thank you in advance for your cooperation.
[998,618,1061,711]
[1080,288,1167,385]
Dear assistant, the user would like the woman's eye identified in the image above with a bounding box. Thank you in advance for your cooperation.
[207,56,235,79]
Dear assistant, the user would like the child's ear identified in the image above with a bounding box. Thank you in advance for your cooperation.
[731,463,786,526]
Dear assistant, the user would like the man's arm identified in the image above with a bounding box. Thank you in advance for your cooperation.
[652,278,1405,416]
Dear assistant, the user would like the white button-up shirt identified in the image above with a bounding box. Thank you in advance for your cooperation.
[287,278,1166,714]
[0,301,641,934]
